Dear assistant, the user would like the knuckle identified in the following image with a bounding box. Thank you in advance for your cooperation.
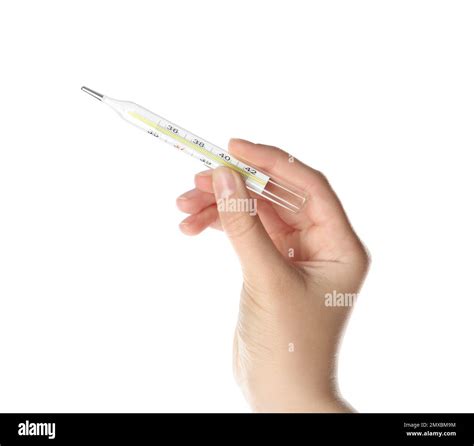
[313,169,329,185]
[361,244,371,270]
[353,241,371,275]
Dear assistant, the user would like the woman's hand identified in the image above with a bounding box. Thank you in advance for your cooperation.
[176,138,369,412]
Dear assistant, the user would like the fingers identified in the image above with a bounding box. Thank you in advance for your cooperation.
[179,204,221,235]
[194,170,291,238]
[228,138,316,191]
[211,166,287,282]
[179,138,354,247]
[176,187,221,234]
[176,187,216,214]
[227,138,350,228]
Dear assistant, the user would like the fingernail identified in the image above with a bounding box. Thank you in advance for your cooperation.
[179,220,192,234]
[213,167,236,199]
[179,217,192,228]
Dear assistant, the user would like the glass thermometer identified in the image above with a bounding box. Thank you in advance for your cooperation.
[81,87,306,212]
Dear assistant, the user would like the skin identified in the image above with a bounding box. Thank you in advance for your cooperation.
[176,138,369,412]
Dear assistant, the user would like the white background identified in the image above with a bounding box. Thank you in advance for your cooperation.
[0,0,473,412]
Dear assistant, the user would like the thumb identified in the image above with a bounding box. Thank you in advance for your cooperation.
[212,166,286,283]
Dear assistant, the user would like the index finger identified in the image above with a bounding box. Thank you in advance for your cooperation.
[228,138,350,228]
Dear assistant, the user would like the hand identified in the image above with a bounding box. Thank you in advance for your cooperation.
[176,138,369,412]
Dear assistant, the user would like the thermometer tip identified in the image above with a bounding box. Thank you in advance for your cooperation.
[81,86,104,101]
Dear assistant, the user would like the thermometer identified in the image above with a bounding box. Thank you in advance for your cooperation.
[81,86,306,212]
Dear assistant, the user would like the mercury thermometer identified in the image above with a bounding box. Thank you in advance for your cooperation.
[81,87,306,212]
